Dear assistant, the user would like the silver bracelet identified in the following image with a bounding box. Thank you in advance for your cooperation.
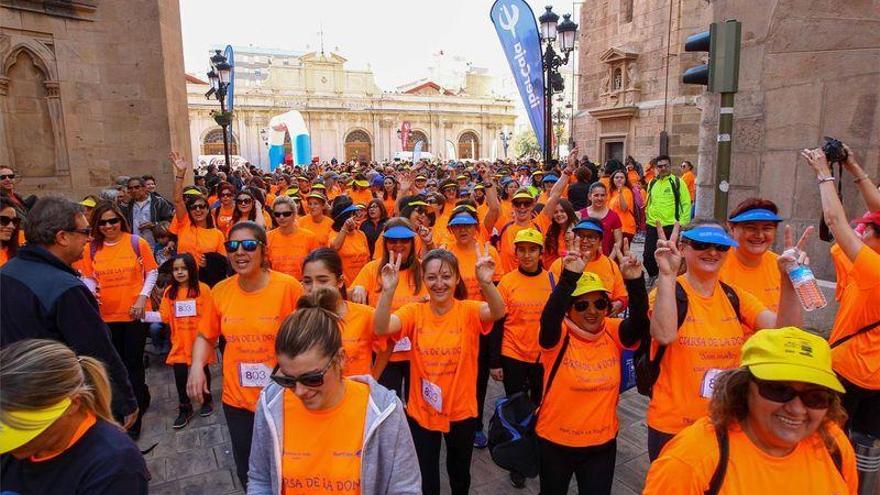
[817,176,835,185]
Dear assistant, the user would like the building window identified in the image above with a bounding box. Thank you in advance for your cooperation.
[406,130,429,152]
[458,131,480,160]
[202,128,238,156]
[612,68,623,91]
[344,130,372,161]
[620,0,633,23]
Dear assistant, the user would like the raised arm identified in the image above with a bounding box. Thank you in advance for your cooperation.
[169,152,189,223]
[843,144,880,212]
[649,223,682,345]
[374,253,403,336]
[802,148,864,261]
[542,148,577,221]
[481,164,501,235]
[475,243,506,323]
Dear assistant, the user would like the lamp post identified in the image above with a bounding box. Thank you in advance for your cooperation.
[206,49,233,166]
[538,6,578,165]
[499,130,512,158]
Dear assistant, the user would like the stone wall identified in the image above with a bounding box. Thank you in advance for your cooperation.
[0,0,191,198]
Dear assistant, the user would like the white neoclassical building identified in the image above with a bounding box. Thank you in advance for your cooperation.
[187,47,517,168]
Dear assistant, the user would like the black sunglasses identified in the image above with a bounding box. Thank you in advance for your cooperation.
[270,353,337,389]
[0,174,15,180]
[414,207,427,215]
[753,378,834,409]
[0,215,21,228]
[572,298,610,312]
[236,197,254,205]
[224,239,262,252]
[512,201,533,208]
[684,240,732,252]
[273,210,294,218]
[97,217,122,227]
[188,203,208,211]
[220,192,234,197]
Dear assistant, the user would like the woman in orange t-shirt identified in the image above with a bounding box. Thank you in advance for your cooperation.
[535,241,648,495]
[644,328,857,495]
[537,163,578,267]
[0,196,21,267]
[381,176,399,216]
[187,222,303,488]
[266,196,320,281]
[211,182,236,236]
[300,248,391,378]
[159,253,216,429]
[232,188,269,229]
[80,201,158,440]
[328,201,370,284]
[351,219,428,400]
[375,248,506,495]
[608,170,637,243]
[300,193,333,241]
[246,288,421,495]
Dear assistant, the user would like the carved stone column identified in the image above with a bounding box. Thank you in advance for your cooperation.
[0,76,11,167]
[44,80,70,176]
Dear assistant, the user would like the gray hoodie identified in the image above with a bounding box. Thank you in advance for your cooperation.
[247,375,421,495]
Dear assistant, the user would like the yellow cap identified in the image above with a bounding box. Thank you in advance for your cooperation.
[407,200,429,208]
[512,191,535,202]
[305,192,326,201]
[0,398,71,454]
[284,187,300,197]
[79,197,97,208]
[311,183,326,190]
[571,272,609,297]
[742,327,845,393]
[354,180,370,188]
[183,188,203,196]
[513,228,544,246]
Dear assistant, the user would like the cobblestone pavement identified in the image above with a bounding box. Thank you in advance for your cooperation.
[139,359,651,495]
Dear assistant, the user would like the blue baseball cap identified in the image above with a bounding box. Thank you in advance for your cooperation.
[383,225,416,239]
[371,175,385,187]
[341,204,365,216]
[728,208,783,223]
[448,214,479,227]
[573,219,604,235]
[681,225,739,247]
[542,174,559,183]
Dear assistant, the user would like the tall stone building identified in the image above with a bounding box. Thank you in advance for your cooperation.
[574,0,879,278]
[0,0,191,197]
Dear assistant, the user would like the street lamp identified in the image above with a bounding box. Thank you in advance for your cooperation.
[498,130,512,158]
[539,6,578,164]
[205,49,234,167]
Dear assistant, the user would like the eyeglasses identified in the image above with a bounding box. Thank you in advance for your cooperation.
[571,298,610,312]
[127,184,143,190]
[0,215,21,228]
[575,231,602,241]
[236,198,254,205]
[0,174,15,180]
[97,218,122,227]
[414,207,427,215]
[66,227,92,236]
[270,353,337,389]
[512,201,533,208]
[188,203,208,211]
[273,210,294,218]
[684,240,732,252]
[753,378,834,409]
[224,239,262,252]
[220,192,234,198]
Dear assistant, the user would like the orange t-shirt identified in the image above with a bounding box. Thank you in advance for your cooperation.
[498,269,555,362]
[681,170,697,199]
[495,200,514,232]
[644,417,857,495]
[281,380,368,495]
[829,245,880,390]
[169,215,225,263]
[536,319,633,447]
[382,195,397,216]
[348,189,373,206]
[213,204,235,236]
[627,169,641,187]
[830,243,853,302]
[549,255,628,307]
[647,277,766,434]
[498,221,544,273]
[159,282,217,365]
[327,229,370,284]
[300,215,333,244]
[81,234,157,322]
[609,188,637,235]
[719,250,781,314]
[0,248,9,268]
[442,242,501,301]
[267,227,321,280]
[200,270,303,411]
[394,299,489,432]
[340,302,381,376]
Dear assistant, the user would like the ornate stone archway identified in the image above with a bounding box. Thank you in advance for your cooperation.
[201,128,238,155]
[458,131,480,160]
[406,130,429,152]
[344,129,372,161]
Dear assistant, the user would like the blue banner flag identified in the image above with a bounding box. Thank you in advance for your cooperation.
[490,0,545,153]
[224,45,235,112]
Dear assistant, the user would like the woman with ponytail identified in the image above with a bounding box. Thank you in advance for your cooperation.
[247,288,421,495]
[0,339,148,494]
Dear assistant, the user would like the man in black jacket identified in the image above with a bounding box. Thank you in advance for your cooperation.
[121,176,174,246]
[0,196,139,430]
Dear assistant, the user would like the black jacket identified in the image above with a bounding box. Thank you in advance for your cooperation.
[0,246,138,418]
[121,193,175,231]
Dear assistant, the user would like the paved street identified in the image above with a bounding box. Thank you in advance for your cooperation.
[139,358,651,495]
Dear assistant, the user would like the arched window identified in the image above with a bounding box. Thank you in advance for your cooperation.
[406,130,429,152]
[458,131,480,160]
[202,128,238,156]
[344,129,372,161]
[612,68,623,91]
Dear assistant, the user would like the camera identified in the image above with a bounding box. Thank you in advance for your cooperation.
[822,137,848,165]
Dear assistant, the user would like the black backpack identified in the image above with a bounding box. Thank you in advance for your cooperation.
[634,281,741,397]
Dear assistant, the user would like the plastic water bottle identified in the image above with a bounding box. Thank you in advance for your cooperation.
[784,261,827,312]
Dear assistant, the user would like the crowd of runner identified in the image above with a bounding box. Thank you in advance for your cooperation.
[0,142,878,495]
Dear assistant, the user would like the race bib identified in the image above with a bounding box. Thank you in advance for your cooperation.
[393,337,412,353]
[238,362,272,388]
[421,378,443,413]
[174,300,197,318]
[700,368,724,399]
[142,311,162,323]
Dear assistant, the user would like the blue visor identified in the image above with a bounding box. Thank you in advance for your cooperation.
[728,208,782,223]
[681,226,739,247]
[341,204,364,215]
[542,174,559,183]
[383,226,416,239]
[448,214,479,227]
[573,220,604,235]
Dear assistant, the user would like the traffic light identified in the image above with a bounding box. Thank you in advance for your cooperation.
[682,20,741,93]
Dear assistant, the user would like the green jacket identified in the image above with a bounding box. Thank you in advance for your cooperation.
[645,175,692,227]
